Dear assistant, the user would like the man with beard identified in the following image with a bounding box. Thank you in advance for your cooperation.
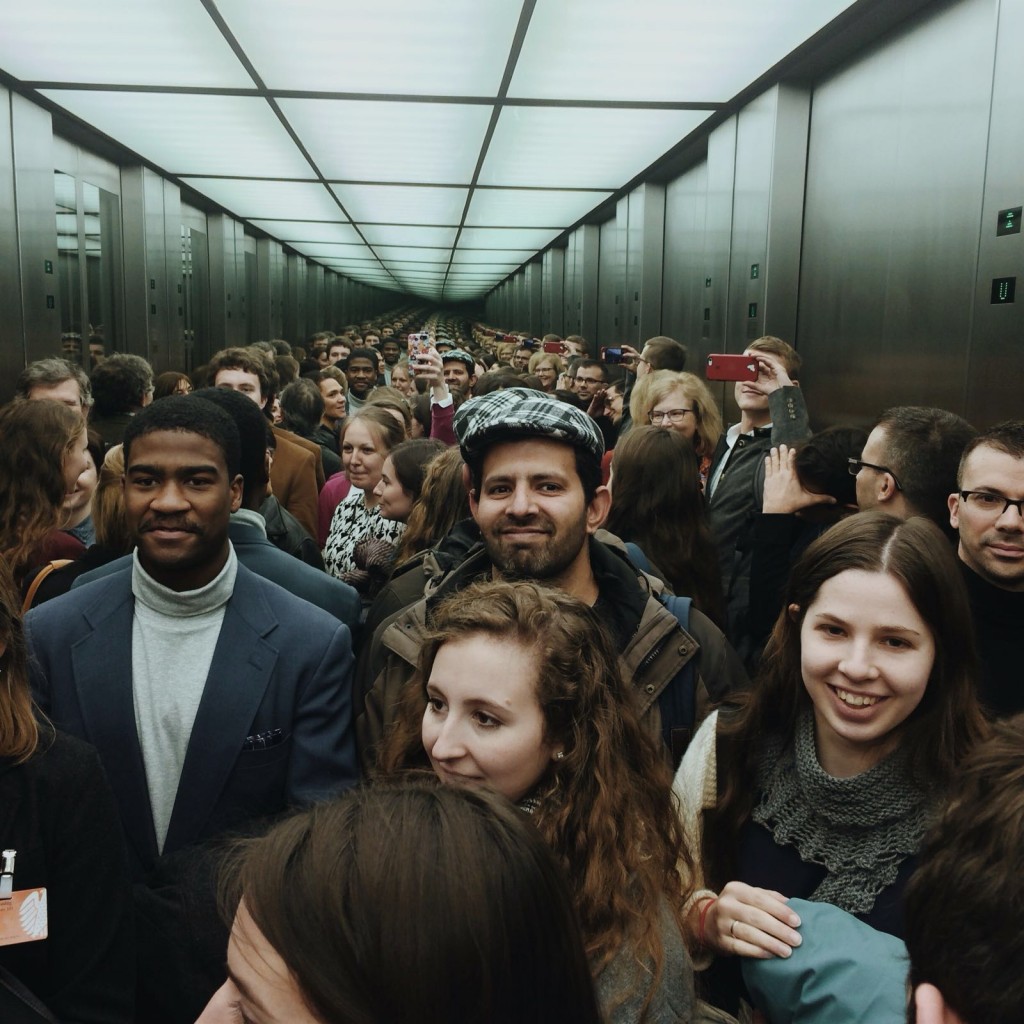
[355,388,746,773]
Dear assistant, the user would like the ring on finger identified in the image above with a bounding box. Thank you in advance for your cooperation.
[730,920,738,938]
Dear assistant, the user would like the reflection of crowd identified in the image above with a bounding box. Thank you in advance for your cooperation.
[0,310,1020,1024]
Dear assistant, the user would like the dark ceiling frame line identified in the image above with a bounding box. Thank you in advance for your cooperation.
[22,79,723,112]
[197,0,404,294]
[442,0,537,301]
[178,174,615,194]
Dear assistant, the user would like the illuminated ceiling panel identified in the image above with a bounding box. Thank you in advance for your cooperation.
[177,182,345,223]
[359,225,458,248]
[0,0,251,87]
[246,220,360,243]
[513,0,856,102]
[479,106,709,188]
[466,189,613,228]
[216,0,520,94]
[40,93,311,178]
[457,228,561,250]
[330,184,468,226]
[280,99,491,185]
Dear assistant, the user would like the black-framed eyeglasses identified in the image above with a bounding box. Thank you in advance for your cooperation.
[847,458,903,491]
[959,491,1024,517]
[649,408,694,425]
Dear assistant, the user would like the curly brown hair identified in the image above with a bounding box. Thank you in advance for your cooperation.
[0,400,84,583]
[394,447,469,564]
[379,579,694,1017]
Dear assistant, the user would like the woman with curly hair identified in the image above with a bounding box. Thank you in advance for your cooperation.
[630,371,723,487]
[674,513,989,1016]
[380,579,696,1024]
[607,426,725,627]
[0,399,90,588]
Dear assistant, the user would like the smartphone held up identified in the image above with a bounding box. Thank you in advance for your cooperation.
[706,353,758,382]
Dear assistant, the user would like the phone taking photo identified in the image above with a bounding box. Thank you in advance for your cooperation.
[706,353,758,382]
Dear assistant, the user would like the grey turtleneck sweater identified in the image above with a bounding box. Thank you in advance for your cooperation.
[131,546,238,852]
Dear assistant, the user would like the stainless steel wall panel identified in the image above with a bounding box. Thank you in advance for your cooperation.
[541,246,564,335]
[525,261,543,335]
[662,161,709,366]
[306,263,324,330]
[598,211,622,344]
[702,118,739,413]
[11,92,59,365]
[626,183,666,345]
[965,0,1024,426]
[577,224,601,352]
[0,88,26,401]
[284,254,306,345]
[799,0,993,423]
[727,90,775,351]
[256,237,284,340]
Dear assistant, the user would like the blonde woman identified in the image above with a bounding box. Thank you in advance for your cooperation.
[630,370,723,487]
[528,350,564,393]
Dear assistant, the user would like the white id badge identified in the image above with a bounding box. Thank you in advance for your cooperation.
[0,888,48,946]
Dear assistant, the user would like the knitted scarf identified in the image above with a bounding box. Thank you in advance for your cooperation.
[751,710,932,914]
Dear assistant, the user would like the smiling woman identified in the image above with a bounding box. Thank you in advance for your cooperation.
[672,512,990,1016]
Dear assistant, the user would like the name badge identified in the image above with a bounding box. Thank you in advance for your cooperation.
[0,888,48,946]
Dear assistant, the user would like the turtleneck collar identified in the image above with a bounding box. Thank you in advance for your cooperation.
[131,544,238,618]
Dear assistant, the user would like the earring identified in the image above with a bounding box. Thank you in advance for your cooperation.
[555,751,565,761]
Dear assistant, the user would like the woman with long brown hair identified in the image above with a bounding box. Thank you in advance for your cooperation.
[0,558,134,1021]
[380,579,696,1024]
[198,783,603,1024]
[607,426,725,627]
[673,513,989,1015]
[0,399,90,588]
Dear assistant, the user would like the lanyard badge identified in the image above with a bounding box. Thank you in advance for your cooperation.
[0,850,48,946]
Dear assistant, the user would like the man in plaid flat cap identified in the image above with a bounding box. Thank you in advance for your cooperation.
[354,388,747,774]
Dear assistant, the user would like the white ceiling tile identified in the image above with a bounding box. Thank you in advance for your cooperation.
[514,0,856,102]
[359,225,458,247]
[479,106,708,188]
[40,93,312,177]
[245,219,361,243]
[0,0,252,87]
[372,246,453,261]
[215,0,521,94]
[280,99,491,184]
[457,227,561,250]
[466,188,613,227]
[330,184,468,225]
[178,179,346,221]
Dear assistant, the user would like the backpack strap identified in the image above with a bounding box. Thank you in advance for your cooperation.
[658,594,696,768]
[21,560,73,614]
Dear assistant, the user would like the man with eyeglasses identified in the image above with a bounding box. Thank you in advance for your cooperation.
[852,406,976,540]
[948,421,1024,717]
[573,360,609,401]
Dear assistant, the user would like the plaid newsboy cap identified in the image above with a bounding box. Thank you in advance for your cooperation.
[454,387,604,464]
[440,348,475,371]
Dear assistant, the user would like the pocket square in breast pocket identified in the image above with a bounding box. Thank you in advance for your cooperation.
[242,728,284,751]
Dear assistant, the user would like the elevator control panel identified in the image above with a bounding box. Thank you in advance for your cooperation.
[997,207,1021,236]
[991,277,1015,304]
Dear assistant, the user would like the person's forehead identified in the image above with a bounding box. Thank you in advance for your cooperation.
[481,436,578,475]
[216,367,260,388]
[961,444,1024,486]
[652,386,687,407]
[129,429,228,470]
[30,379,82,402]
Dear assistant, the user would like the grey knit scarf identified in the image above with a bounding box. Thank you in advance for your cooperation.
[751,710,932,914]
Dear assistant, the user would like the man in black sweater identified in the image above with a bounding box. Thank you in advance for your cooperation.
[948,421,1024,717]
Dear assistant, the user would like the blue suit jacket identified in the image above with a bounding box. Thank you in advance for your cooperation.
[25,562,357,878]
[74,519,361,630]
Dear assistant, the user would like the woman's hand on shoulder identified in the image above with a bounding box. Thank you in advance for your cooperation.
[706,881,802,959]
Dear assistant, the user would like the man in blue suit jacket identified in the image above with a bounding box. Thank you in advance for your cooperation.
[26,397,358,880]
